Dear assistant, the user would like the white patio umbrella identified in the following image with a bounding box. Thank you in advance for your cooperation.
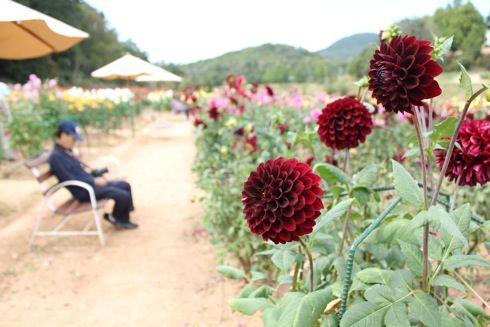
[92,54,183,136]
[92,53,182,81]
[0,0,89,60]
[135,70,182,83]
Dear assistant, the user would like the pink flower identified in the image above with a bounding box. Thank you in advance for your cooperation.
[397,112,408,122]
[47,79,57,88]
[311,108,322,120]
[304,108,322,123]
[28,74,42,90]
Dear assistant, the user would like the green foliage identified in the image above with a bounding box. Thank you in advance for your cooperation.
[216,265,247,280]
[314,163,352,186]
[263,289,334,327]
[397,16,434,40]
[391,160,424,208]
[313,198,354,232]
[347,45,378,78]
[457,61,473,100]
[7,103,45,158]
[410,292,441,327]
[433,1,487,66]
[229,298,271,315]
[181,44,330,86]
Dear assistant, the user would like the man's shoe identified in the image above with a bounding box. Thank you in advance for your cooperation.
[115,221,139,230]
[103,213,117,226]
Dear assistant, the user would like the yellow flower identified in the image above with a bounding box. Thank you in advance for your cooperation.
[225,118,237,128]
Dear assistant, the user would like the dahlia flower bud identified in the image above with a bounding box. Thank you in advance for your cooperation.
[242,157,324,244]
[381,24,401,42]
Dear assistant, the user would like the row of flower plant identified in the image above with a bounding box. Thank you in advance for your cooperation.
[191,26,490,327]
[3,74,149,158]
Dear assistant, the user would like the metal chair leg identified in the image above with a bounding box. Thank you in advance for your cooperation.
[28,204,45,248]
[92,209,105,246]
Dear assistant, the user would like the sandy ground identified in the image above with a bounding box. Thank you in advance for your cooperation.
[0,112,260,327]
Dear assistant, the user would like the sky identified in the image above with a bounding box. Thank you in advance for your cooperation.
[85,0,490,64]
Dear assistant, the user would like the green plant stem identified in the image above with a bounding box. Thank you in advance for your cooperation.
[298,238,314,292]
[292,260,300,291]
[427,102,435,191]
[338,204,352,256]
[454,272,490,309]
[450,175,461,211]
[414,106,430,292]
[431,86,488,206]
[343,149,351,176]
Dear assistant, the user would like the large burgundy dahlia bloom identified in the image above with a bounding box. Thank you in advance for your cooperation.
[317,96,373,150]
[435,119,490,187]
[242,157,324,244]
[368,35,443,114]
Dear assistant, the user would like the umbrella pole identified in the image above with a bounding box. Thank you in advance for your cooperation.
[127,79,135,138]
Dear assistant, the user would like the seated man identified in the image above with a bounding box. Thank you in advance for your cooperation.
[49,120,138,229]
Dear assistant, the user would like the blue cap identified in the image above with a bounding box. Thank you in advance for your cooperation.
[58,120,84,141]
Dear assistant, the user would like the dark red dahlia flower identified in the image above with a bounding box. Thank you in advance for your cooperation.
[228,96,239,106]
[278,123,287,135]
[207,106,219,121]
[250,83,259,94]
[265,85,274,97]
[435,119,490,186]
[244,135,258,153]
[317,96,373,150]
[368,35,443,114]
[234,127,245,136]
[193,118,207,128]
[242,157,324,244]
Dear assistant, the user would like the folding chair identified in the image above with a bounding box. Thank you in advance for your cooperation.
[25,152,109,247]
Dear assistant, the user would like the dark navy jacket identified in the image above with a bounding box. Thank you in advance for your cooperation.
[49,144,94,200]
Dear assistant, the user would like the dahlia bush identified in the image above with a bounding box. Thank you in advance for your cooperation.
[192,32,489,325]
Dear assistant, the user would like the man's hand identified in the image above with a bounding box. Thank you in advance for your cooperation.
[94,177,108,186]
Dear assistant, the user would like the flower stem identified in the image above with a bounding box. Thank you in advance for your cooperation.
[343,149,351,176]
[431,86,488,206]
[413,106,430,292]
[338,204,353,256]
[298,238,314,292]
[292,260,300,291]
[450,175,462,211]
[454,272,490,309]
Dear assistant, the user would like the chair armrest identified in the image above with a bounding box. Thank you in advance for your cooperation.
[45,180,97,209]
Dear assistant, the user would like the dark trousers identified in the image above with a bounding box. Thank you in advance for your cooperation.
[80,181,135,223]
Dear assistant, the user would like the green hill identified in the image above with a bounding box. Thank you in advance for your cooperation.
[317,33,379,60]
[178,44,332,86]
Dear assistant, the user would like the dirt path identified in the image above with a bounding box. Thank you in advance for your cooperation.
[0,112,259,327]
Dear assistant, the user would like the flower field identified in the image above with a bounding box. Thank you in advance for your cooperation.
[190,33,490,326]
[0,74,184,158]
